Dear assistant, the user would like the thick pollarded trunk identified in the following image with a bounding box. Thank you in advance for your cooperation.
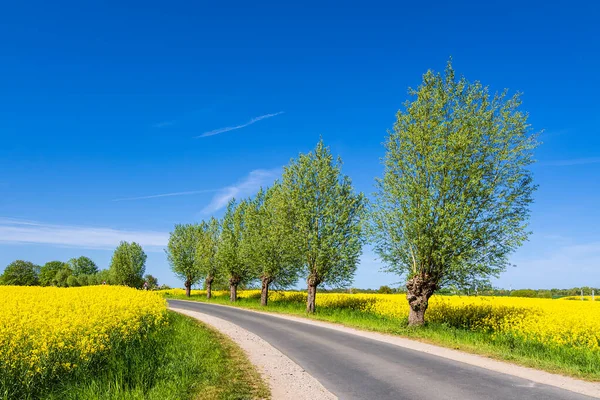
[406,274,438,326]
[306,276,318,313]
[260,278,270,306]
[185,280,192,297]
[229,277,240,302]
[206,276,214,300]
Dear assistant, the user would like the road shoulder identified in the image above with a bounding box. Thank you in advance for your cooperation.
[171,306,337,400]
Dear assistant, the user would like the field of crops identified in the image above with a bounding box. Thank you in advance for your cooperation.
[0,286,167,398]
[162,289,600,352]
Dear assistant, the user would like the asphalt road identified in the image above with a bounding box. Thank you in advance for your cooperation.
[168,299,595,400]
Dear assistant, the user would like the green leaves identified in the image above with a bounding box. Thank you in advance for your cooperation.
[217,199,254,285]
[196,217,221,282]
[282,139,366,287]
[110,241,147,287]
[371,60,539,289]
[167,224,204,287]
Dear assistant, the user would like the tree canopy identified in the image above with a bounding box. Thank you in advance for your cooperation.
[371,60,538,325]
[195,217,221,299]
[109,241,147,287]
[282,139,366,312]
[1,260,40,286]
[68,256,98,276]
[167,224,204,296]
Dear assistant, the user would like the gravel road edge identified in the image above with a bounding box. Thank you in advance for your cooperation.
[171,307,338,400]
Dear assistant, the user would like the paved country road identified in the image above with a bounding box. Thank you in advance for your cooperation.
[168,300,596,400]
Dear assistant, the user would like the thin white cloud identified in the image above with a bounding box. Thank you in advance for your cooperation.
[0,218,168,252]
[197,112,284,138]
[201,168,281,215]
[113,189,218,202]
[540,157,600,166]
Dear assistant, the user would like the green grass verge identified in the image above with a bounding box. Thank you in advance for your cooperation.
[166,293,600,382]
[42,311,269,400]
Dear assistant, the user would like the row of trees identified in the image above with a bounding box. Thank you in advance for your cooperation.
[0,242,159,289]
[168,61,539,325]
[168,139,365,313]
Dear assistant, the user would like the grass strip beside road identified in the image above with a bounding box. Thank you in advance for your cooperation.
[165,292,600,382]
[42,311,269,400]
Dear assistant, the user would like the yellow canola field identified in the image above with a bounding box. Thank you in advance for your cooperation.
[162,289,600,351]
[0,286,167,386]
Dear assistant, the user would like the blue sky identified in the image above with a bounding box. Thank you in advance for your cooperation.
[1,1,598,289]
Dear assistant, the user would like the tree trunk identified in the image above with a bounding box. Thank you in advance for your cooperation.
[260,278,270,306]
[229,277,239,302]
[306,276,318,313]
[206,276,214,300]
[405,274,438,326]
[185,280,191,297]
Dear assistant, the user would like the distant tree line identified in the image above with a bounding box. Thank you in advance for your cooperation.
[0,241,161,289]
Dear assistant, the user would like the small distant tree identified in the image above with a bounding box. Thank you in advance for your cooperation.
[66,275,80,287]
[217,199,254,302]
[39,261,68,286]
[378,285,393,294]
[144,274,159,290]
[371,60,538,325]
[167,224,203,296]
[1,260,40,286]
[243,184,302,306]
[94,269,111,285]
[53,268,72,287]
[68,256,98,276]
[282,139,366,313]
[196,217,221,299]
[109,241,147,287]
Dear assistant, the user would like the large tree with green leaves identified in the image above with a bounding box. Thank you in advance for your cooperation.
[1,260,40,286]
[68,256,98,276]
[109,241,147,287]
[195,217,221,299]
[282,139,366,313]
[167,224,204,296]
[216,199,254,302]
[243,184,303,306]
[371,61,539,326]
[39,261,68,286]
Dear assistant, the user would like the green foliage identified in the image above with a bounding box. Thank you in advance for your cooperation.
[282,139,366,287]
[37,312,268,400]
[68,256,98,276]
[371,60,539,290]
[195,217,221,283]
[242,184,302,288]
[39,261,68,286]
[378,285,394,294]
[109,242,147,288]
[1,260,40,286]
[216,199,254,286]
[167,224,204,289]
[66,275,80,287]
[144,274,159,290]
[52,268,72,287]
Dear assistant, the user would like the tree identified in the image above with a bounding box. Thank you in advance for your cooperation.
[196,217,221,299]
[243,184,302,306]
[109,241,147,287]
[167,224,203,296]
[282,139,366,313]
[39,261,68,286]
[144,274,158,290]
[66,275,80,287]
[1,260,40,286]
[53,267,72,287]
[216,199,254,302]
[68,256,98,276]
[371,60,538,326]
